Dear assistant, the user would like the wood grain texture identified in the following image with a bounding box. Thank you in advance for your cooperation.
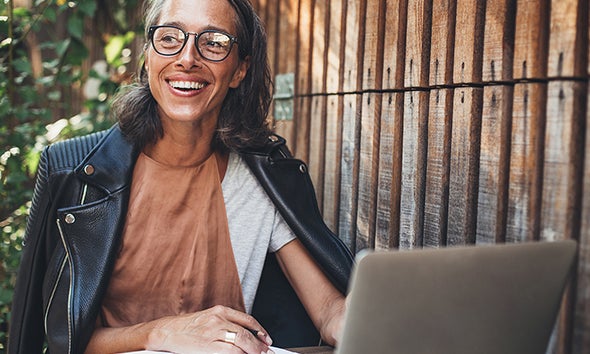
[404,0,433,88]
[452,0,485,84]
[293,0,313,160]
[382,0,407,90]
[429,0,457,86]
[547,0,588,78]
[482,0,516,82]
[356,93,382,251]
[323,94,343,232]
[308,95,327,209]
[513,0,550,79]
[399,91,429,249]
[423,89,453,247]
[447,87,483,245]
[375,92,404,250]
[338,94,362,252]
[326,0,345,94]
[361,0,386,91]
[506,83,547,242]
[475,85,513,244]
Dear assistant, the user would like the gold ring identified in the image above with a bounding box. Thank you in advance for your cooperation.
[224,330,237,344]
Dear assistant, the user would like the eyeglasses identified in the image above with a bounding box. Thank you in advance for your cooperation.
[148,25,238,62]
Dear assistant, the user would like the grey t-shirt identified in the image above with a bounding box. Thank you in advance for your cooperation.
[222,152,296,313]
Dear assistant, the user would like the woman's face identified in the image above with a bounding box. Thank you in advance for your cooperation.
[144,0,248,130]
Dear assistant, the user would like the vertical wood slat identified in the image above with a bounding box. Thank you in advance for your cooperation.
[404,0,433,88]
[513,0,550,79]
[506,83,547,243]
[323,95,343,231]
[447,88,483,245]
[541,81,586,354]
[399,91,429,249]
[481,0,516,82]
[381,0,408,90]
[375,92,404,250]
[423,88,452,247]
[452,0,485,84]
[429,0,457,86]
[322,0,346,231]
[475,85,513,244]
[293,0,313,160]
[547,0,588,78]
[356,0,385,251]
[572,83,590,354]
[338,0,366,252]
[307,0,329,208]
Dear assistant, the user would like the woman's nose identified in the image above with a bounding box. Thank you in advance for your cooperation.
[176,37,202,67]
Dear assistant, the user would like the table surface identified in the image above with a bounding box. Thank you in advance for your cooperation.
[288,346,334,354]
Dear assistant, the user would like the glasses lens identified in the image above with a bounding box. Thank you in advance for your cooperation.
[197,31,233,61]
[152,27,186,55]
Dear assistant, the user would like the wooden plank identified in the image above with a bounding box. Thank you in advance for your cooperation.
[293,0,313,160]
[325,0,345,94]
[506,83,547,242]
[404,0,433,88]
[338,0,366,252]
[540,81,586,354]
[356,93,382,251]
[375,92,404,250]
[423,88,452,248]
[513,0,550,79]
[475,85,513,244]
[428,0,457,86]
[361,0,386,91]
[452,0,485,84]
[310,0,328,94]
[308,95,327,209]
[547,0,588,78]
[323,94,343,232]
[339,94,362,253]
[481,0,516,82]
[572,82,590,354]
[399,91,429,249]
[381,0,407,90]
[342,0,366,94]
[447,87,483,245]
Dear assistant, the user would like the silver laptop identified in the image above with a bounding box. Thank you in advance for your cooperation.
[336,240,577,354]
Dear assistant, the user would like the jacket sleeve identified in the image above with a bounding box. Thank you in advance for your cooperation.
[8,147,53,354]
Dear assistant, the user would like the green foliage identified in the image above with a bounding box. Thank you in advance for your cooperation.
[0,0,143,351]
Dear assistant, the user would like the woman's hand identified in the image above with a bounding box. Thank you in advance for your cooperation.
[147,305,274,354]
[85,305,274,354]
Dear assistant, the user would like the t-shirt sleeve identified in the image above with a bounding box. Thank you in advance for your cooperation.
[268,209,297,253]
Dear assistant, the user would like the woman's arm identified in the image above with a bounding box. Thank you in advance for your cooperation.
[275,239,346,346]
[84,306,273,354]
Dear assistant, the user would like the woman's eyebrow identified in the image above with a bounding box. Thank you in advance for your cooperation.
[158,21,233,34]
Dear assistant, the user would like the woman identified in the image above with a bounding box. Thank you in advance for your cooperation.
[8,0,353,353]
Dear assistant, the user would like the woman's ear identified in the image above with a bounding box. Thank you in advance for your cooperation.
[229,57,250,88]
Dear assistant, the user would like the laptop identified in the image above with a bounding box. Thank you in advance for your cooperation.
[336,240,577,354]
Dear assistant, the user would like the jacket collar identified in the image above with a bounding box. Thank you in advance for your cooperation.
[74,125,139,193]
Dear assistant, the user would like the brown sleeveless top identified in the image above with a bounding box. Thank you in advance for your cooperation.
[100,152,245,327]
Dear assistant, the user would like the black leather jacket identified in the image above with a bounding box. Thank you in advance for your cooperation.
[8,125,354,353]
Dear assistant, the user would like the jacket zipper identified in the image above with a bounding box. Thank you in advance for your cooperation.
[43,253,67,335]
[55,218,74,354]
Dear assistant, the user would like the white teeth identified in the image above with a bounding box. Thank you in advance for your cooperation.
[169,81,206,90]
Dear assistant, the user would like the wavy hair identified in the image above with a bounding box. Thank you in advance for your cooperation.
[113,0,273,151]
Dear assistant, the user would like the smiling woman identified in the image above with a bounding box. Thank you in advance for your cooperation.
[7,0,353,353]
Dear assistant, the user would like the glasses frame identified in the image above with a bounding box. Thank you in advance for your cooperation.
[148,25,239,62]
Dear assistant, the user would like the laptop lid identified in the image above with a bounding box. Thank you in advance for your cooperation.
[336,240,577,354]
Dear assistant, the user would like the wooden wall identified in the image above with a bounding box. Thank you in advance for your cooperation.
[251,0,590,353]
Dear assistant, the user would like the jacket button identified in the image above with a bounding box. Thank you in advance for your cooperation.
[268,135,279,142]
[83,164,95,175]
[299,164,307,173]
[64,214,76,224]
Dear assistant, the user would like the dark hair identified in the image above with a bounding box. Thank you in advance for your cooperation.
[113,0,273,151]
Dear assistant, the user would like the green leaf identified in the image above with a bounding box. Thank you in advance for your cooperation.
[78,1,97,17]
[67,15,84,40]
